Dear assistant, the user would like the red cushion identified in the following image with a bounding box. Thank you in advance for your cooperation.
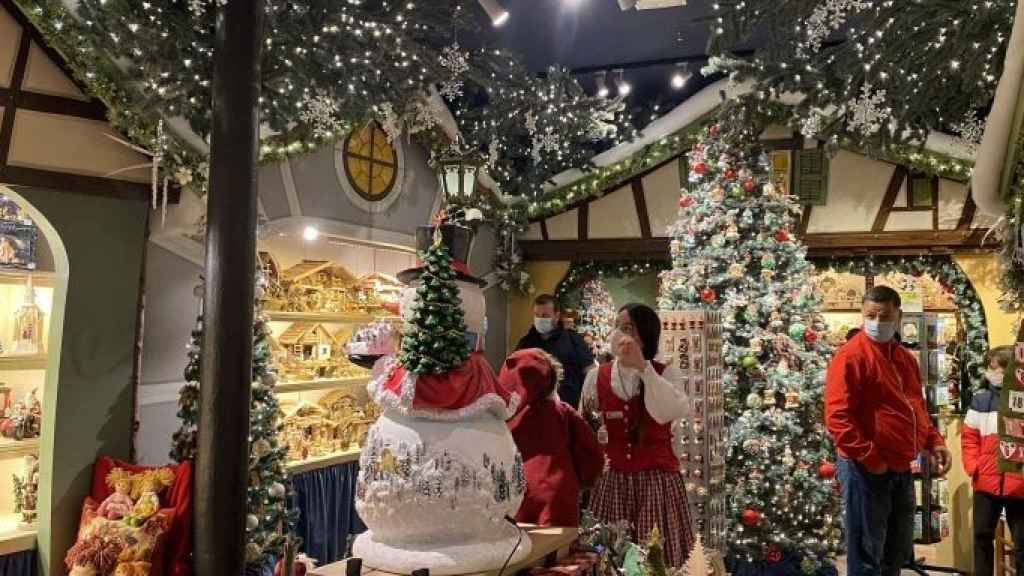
[88,456,193,576]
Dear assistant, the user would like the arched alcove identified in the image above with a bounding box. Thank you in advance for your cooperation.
[0,185,148,576]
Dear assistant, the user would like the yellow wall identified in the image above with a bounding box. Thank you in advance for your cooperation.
[506,261,570,348]
[939,253,1021,571]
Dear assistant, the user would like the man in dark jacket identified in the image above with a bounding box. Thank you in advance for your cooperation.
[516,294,594,408]
[825,285,951,576]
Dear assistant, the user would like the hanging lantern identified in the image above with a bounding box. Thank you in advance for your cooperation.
[437,137,484,203]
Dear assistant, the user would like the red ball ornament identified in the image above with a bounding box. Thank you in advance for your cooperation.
[678,195,695,208]
[818,462,837,480]
[708,124,720,137]
[700,287,717,303]
[764,545,783,564]
[693,162,708,175]
[804,328,818,344]
[743,179,756,192]
[724,169,737,180]
[741,508,762,527]
[774,229,790,242]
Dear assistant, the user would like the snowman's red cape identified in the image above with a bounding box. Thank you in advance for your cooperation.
[369,352,520,420]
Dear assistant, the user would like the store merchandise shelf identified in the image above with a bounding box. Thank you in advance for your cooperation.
[0,270,56,287]
[0,355,47,371]
[265,311,400,324]
[0,513,36,556]
[0,437,38,459]
[286,449,361,475]
[276,376,372,394]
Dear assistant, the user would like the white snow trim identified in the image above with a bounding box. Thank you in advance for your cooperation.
[965,409,999,437]
[367,370,521,421]
[541,78,973,194]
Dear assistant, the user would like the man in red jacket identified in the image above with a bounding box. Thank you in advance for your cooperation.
[962,345,1018,576]
[825,285,951,576]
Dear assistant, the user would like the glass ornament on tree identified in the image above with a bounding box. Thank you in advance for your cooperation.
[658,124,841,574]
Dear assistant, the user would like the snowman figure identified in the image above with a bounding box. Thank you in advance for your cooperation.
[353,224,531,575]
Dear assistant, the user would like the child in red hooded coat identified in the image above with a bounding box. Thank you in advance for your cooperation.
[502,348,604,527]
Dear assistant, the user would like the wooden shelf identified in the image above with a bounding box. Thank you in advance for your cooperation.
[287,449,361,475]
[275,376,372,394]
[0,437,38,459]
[265,311,400,324]
[0,270,56,287]
[0,513,36,556]
[0,355,47,371]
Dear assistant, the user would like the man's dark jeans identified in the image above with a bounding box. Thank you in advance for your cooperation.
[838,457,915,576]
[973,491,1024,576]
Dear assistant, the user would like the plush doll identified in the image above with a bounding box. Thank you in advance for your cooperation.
[124,468,174,527]
[96,469,135,521]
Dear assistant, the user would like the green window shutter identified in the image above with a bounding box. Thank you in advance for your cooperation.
[910,175,935,208]
[792,149,830,206]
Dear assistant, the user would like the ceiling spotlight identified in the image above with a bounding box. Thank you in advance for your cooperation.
[595,71,610,98]
[671,63,692,89]
[614,69,631,96]
[478,0,509,26]
[303,226,320,242]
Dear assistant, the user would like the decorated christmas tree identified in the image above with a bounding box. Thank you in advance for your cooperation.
[577,278,616,357]
[658,125,842,574]
[399,230,471,374]
[171,274,298,567]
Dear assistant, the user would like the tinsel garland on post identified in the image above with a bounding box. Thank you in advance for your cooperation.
[811,255,990,410]
[171,274,299,566]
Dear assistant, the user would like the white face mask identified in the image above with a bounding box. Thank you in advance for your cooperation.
[987,369,1005,387]
[534,317,556,334]
[863,318,898,343]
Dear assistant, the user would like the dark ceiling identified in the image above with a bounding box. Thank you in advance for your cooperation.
[484,0,722,117]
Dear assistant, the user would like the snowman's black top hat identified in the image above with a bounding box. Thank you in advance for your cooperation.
[397,224,485,286]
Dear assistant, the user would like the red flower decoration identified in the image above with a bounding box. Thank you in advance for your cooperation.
[774,229,790,242]
[818,462,837,480]
[741,508,762,527]
[709,124,720,137]
[804,329,818,344]
[700,287,717,303]
[724,169,737,180]
[764,545,783,563]
[693,162,708,175]
[678,195,695,208]
[743,179,756,192]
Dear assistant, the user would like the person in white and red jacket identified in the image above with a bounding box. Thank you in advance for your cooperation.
[963,345,1017,576]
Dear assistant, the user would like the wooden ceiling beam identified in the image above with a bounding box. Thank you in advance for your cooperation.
[519,229,995,261]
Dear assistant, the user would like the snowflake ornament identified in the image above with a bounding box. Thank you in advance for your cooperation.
[299,91,342,140]
[803,0,870,55]
[800,108,828,139]
[378,102,402,143]
[953,111,985,155]
[488,139,500,169]
[439,43,469,101]
[531,128,560,163]
[407,100,439,136]
[847,84,889,137]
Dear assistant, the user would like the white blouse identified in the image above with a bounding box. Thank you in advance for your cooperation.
[580,359,689,425]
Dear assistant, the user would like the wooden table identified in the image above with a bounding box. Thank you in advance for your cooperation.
[311,526,579,576]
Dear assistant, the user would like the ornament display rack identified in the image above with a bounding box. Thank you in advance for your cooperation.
[0,271,52,555]
[658,309,726,553]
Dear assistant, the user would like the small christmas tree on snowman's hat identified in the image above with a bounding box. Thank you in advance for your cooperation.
[399,227,471,375]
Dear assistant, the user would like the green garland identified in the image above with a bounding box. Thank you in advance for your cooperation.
[811,255,989,409]
[554,260,669,311]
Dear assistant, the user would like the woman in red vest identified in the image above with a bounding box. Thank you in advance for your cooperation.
[581,303,693,566]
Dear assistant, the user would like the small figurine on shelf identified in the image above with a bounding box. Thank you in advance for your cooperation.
[124,468,175,527]
[12,454,39,526]
[97,468,135,521]
[12,276,44,355]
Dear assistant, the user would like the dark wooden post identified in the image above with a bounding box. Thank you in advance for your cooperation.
[195,0,264,574]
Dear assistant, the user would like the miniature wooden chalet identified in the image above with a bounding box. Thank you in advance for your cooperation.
[279,322,337,362]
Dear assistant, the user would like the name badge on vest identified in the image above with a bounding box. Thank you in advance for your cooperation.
[604,411,624,420]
